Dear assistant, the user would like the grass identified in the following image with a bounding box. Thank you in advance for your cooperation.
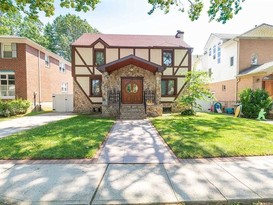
[151,112,273,158]
[0,115,114,159]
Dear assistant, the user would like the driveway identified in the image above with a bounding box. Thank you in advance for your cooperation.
[0,112,75,139]
[97,119,177,163]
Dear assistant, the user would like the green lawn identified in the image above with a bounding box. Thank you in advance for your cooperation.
[151,112,273,158]
[0,115,114,159]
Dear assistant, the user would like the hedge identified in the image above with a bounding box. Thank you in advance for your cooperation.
[0,99,31,117]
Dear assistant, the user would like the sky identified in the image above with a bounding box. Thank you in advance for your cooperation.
[41,0,273,55]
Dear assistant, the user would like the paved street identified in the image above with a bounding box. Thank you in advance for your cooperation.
[97,120,177,163]
[0,112,75,139]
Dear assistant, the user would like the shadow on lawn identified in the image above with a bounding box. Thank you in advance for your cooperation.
[0,116,114,159]
[152,113,273,158]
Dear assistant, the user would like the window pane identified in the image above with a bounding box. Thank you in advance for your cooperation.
[4,45,12,51]
[4,51,12,58]
[0,75,6,79]
[8,75,15,79]
[95,51,104,66]
[92,79,101,96]
[1,80,7,85]
[167,80,175,95]
[1,91,7,96]
[163,51,173,66]
[161,80,167,95]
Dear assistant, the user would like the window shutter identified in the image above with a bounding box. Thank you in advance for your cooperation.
[11,43,17,58]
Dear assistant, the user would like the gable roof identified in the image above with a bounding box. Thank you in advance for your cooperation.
[238,23,273,38]
[72,33,191,48]
[204,33,238,50]
[97,55,165,74]
[239,61,273,76]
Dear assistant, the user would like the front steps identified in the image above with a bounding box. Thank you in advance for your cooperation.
[119,104,146,120]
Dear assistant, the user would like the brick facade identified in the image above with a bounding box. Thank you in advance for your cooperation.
[239,39,273,72]
[0,37,72,109]
[208,79,237,102]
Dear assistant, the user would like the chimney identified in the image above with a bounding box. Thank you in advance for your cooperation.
[175,30,184,39]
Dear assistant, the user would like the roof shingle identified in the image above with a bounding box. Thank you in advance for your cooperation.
[72,33,191,48]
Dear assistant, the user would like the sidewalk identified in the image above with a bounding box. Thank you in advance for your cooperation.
[1,156,273,204]
[0,112,75,139]
[97,120,177,163]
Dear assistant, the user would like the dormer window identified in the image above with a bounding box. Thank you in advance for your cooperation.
[162,50,173,66]
[251,54,258,65]
[94,49,105,66]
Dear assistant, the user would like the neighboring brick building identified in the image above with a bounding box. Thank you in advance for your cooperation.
[201,24,273,108]
[0,36,72,109]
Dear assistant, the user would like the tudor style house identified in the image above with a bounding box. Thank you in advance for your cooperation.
[71,32,192,118]
[0,36,72,110]
[201,23,273,108]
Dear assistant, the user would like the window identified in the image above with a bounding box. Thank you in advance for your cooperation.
[59,62,65,73]
[94,50,105,66]
[251,54,258,65]
[230,56,234,66]
[0,72,15,99]
[222,85,226,91]
[162,50,173,66]
[213,45,216,60]
[208,68,212,78]
[209,48,212,56]
[217,46,221,64]
[2,43,17,58]
[161,79,176,96]
[45,55,50,67]
[90,79,102,96]
[61,82,68,92]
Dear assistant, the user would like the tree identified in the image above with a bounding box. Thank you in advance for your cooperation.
[44,14,99,61]
[148,0,245,23]
[179,71,214,115]
[239,88,272,119]
[0,0,100,20]
[18,17,48,47]
[0,12,22,35]
[0,0,244,23]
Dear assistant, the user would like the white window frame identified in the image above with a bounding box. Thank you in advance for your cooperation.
[59,62,65,73]
[217,46,221,64]
[213,45,216,60]
[0,71,15,99]
[45,55,50,67]
[61,82,68,93]
[251,54,258,65]
[230,56,234,67]
[1,43,17,58]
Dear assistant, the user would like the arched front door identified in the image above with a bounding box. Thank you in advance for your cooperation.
[121,77,143,104]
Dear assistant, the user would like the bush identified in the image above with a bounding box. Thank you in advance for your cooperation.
[181,109,196,116]
[239,88,273,118]
[0,99,31,117]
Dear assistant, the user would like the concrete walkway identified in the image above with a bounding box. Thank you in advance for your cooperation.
[97,120,177,163]
[0,112,75,138]
[1,156,273,204]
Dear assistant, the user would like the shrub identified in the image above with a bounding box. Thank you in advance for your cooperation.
[181,109,196,116]
[239,88,273,118]
[0,99,31,117]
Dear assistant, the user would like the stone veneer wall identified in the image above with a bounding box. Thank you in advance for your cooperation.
[74,81,98,113]
[101,64,163,117]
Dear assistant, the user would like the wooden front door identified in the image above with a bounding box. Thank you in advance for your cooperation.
[121,78,143,104]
